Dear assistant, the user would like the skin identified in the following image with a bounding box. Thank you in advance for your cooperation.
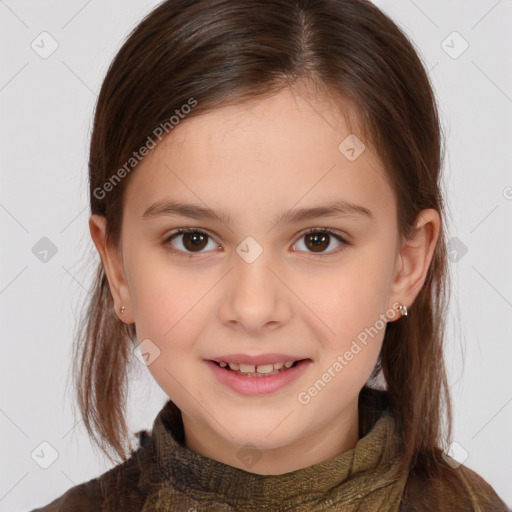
[90,84,440,475]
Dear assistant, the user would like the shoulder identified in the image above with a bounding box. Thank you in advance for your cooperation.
[400,456,511,512]
[29,478,104,512]
[29,430,151,512]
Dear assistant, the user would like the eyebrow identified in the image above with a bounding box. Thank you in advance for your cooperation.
[142,199,374,225]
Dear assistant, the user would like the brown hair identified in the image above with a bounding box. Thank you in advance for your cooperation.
[75,0,455,485]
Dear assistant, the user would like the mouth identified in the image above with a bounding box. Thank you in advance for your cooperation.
[209,359,307,377]
[205,357,312,395]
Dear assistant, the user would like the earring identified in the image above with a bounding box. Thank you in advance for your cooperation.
[398,304,408,317]
[120,306,126,315]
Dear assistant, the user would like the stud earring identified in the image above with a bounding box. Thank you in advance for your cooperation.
[398,304,408,317]
[120,306,126,315]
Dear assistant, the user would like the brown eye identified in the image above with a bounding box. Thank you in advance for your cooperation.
[181,231,208,251]
[163,227,348,258]
[164,228,218,255]
[304,232,330,252]
[293,228,348,256]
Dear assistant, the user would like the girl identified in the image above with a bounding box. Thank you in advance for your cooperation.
[32,0,510,510]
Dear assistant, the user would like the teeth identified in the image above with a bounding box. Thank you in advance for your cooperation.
[254,364,274,374]
[219,360,298,374]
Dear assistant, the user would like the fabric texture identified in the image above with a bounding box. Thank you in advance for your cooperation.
[30,386,511,512]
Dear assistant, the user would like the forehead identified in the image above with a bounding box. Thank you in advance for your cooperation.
[124,87,395,225]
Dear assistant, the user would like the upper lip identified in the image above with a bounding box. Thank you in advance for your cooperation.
[207,353,309,366]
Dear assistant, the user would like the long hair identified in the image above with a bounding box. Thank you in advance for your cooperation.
[74,0,454,483]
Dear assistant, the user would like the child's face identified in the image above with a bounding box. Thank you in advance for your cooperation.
[95,86,424,473]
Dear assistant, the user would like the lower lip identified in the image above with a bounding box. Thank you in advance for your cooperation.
[204,359,311,396]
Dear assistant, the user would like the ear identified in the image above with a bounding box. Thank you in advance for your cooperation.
[89,214,134,324]
[387,208,441,321]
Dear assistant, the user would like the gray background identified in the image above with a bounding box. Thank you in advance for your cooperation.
[0,0,511,510]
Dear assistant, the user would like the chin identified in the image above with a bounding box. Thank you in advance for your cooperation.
[227,425,296,450]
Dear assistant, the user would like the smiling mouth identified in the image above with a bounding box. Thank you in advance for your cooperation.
[210,359,305,377]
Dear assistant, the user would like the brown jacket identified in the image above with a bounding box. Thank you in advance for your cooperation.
[31,389,510,511]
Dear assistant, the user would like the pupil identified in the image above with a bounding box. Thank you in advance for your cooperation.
[184,232,207,251]
[306,233,329,252]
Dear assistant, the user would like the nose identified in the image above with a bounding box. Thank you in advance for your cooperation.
[217,247,292,334]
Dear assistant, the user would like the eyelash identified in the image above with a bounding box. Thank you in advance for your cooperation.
[162,227,350,258]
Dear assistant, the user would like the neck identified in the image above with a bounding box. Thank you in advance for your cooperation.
[182,401,360,475]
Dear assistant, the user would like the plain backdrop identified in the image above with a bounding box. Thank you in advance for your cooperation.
[1,1,511,510]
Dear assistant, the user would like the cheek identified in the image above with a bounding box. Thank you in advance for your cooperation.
[292,249,392,375]
[128,261,211,395]
[127,249,211,348]
[301,250,393,325]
